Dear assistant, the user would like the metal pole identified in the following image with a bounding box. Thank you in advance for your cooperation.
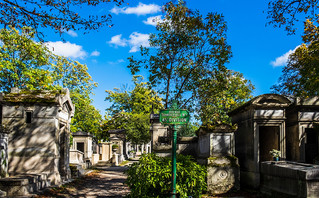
[171,124,177,198]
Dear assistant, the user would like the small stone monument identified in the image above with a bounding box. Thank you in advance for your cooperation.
[198,124,240,195]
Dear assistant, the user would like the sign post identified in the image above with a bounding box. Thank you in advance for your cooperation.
[159,101,189,198]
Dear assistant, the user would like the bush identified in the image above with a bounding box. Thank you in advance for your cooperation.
[112,144,119,149]
[125,153,207,198]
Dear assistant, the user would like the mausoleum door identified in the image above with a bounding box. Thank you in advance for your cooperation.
[305,128,319,164]
[77,142,84,153]
[259,126,280,161]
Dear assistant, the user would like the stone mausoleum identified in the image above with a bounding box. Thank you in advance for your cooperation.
[0,88,74,191]
[229,94,319,193]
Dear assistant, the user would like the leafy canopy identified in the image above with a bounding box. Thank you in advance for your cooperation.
[0,0,124,38]
[267,0,319,34]
[104,76,163,144]
[197,70,254,125]
[0,27,102,137]
[128,1,232,110]
[0,26,96,93]
[272,19,319,97]
[127,1,253,125]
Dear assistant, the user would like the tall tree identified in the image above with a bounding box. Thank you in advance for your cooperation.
[272,19,319,97]
[267,0,319,34]
[0,27,102,137]
[0,27,96,93]
[0,0,124,38]
[196,70,254,125]
[128,1,232,110]
[127,1,253,124]
[104,76,163,144]
[70,90,103,136]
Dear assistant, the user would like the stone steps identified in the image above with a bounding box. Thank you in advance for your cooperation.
[0,173,49,197]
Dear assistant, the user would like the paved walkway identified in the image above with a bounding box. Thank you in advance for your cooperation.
[36,165,132,198]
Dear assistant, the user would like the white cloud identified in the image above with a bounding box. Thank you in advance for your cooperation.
[66,30,78,37]
[143,15,163,26]
[108,34,127,47]
[128,32,150,52]
[110,3,161,16]
[45,41,87,59]
[108,32,150,53]
[108,59,125,65]
[91,50,100,57]
[271,46,299,67]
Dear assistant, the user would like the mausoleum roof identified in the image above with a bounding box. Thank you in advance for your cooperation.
[0,88,75,117]
[73,131,93,137]
[229,94,292,116]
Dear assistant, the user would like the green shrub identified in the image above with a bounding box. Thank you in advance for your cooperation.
[125,153,207,198]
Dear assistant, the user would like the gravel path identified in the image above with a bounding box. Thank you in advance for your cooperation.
[36,166,131,198]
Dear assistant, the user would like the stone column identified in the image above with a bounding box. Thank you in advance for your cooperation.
[0,132,8,178]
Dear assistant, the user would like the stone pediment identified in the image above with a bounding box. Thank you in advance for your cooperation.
[252,94,291,107]
[229,94,291,116]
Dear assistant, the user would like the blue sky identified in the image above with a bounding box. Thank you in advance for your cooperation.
[42,0,305,116]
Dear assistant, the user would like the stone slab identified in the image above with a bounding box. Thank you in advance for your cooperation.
[261,161,319,197]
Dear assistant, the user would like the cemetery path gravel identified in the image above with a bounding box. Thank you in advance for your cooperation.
[35,166,131,198]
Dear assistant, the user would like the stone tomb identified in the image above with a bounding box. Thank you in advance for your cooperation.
[70,131,100,168]
[0,88,74,189]
[260,161,319,197]
[228,94,291,188]
[197,124,240,195]
[109,129,126,164]
[229,94,319,189]
[286,97,319,164]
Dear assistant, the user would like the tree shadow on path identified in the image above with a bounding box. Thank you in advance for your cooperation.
[35,166,130,198]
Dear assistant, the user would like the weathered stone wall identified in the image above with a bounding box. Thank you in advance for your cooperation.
[0,132,8,178]
[3,104,62,184]
[0,88,74,186]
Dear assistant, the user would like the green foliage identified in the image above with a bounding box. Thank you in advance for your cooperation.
[177,124,198,137]
[128,1,232,110]
[125,153,207,198]
[112,144,119,149]
[0,0,124,39]
[127,1,253,124]
[70,90,103,137]
[197,70,254,125]
[272,19,319,97]
[0,27,102,138]
[0,27,53,91]
[104,76,163,144]
[267,0,319,34]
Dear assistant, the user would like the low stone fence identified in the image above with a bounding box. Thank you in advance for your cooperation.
[0,173,49,196]
[260,161,319,197]
[69,149,84,164]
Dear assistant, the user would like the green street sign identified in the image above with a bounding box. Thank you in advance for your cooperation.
[159,109,190,125]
